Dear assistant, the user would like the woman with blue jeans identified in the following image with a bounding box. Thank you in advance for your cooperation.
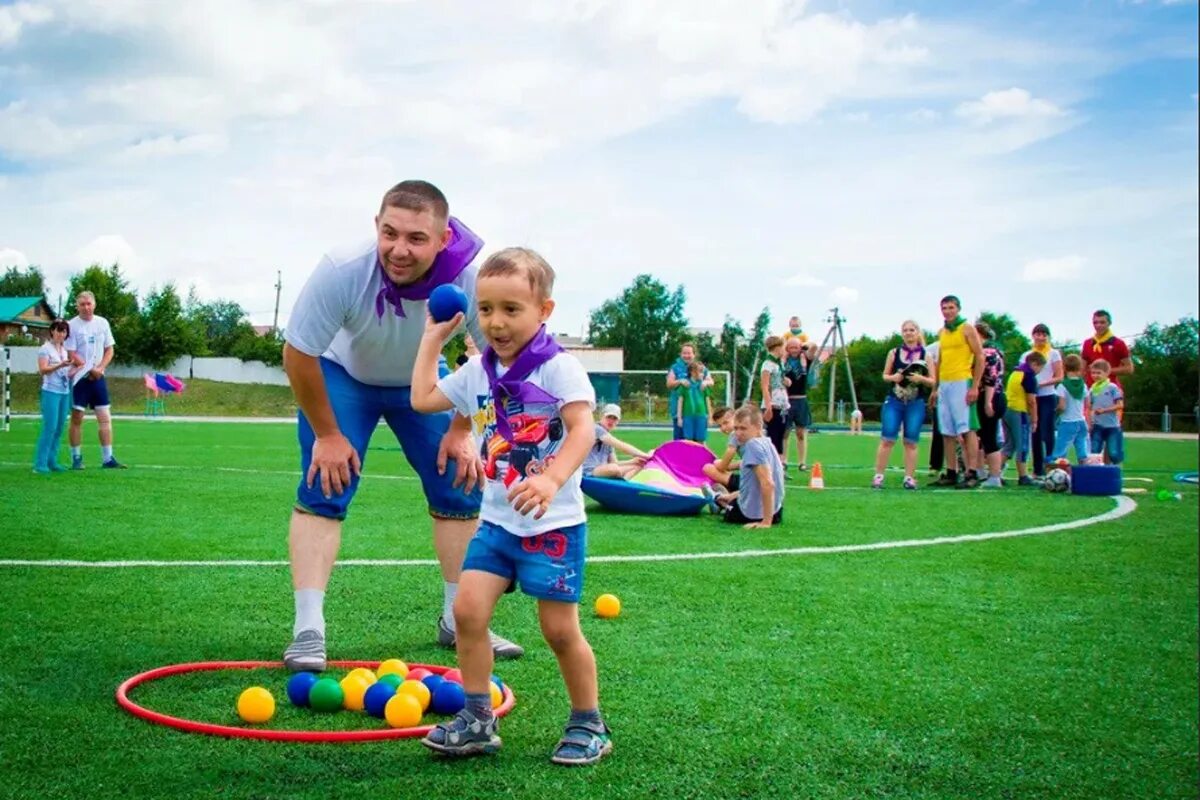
[873,321,935,489]
[33,319,76,474]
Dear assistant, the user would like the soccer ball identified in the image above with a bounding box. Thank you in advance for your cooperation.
[1043,468,1071,493]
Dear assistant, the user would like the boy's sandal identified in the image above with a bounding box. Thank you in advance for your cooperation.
[550,724,613,766]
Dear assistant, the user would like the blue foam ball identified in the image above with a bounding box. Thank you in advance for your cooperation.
[363,681,397,719]
[286,671,320,707]
[420,674,445,694]
[490,675,504,693]
[428,284,468,323]
[430,679,467,715]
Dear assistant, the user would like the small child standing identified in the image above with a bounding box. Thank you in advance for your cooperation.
[1088,358,1125,465]
[677,360,712,443]
[411,247,611,765]
[1051,353,1090,463]
[715,406,786,528]
[759,336,790,466]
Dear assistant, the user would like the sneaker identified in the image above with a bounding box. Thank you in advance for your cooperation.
[437,616,524,660]
[798,464,808,472]
[283,629,327,672]
[48,463,67,473]
[422,708,501,757]
[957,474,979,490]
[929,473,957,487]
[1017,476,1037,487]
[102,458,128,469]
[550,722,613,766]
[32,466,50,475]
[871,474,884,490]
[981,476,1003,488]
[902,477,918,491]
[71,456,84,471]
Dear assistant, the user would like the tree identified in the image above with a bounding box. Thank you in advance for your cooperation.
[586,274,690,370]
[67,264,140,365]
[229,325,285,367]
[0,265,46,298]
[977,310,1031,369]
[184,292,252,357]
[740,307,772,404]
[717,316,748,403]
[136,284,197,369]
[1124,316,1199,414]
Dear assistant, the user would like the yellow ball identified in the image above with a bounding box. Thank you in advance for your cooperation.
[347,667,377,686]
[237,686,275,724]
[376,659,408,680]
[384,692,423,728]
[594,593,621,619]
[340,675,372,711]
[489,682,503,709]
[396,679,432,712]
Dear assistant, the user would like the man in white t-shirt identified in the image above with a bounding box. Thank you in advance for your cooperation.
[280,180,522,671]
[65,291,126,470]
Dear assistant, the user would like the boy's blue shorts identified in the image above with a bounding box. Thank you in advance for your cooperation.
[295,358,482,521]
[463,520,587,603]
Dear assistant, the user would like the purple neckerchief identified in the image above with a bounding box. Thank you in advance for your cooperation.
[374,216,484,319]
[481,325,564,442]
[900,344,924,363]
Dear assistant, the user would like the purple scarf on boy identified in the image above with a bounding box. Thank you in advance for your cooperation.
[374,216,483,319]
[481,325,564,442]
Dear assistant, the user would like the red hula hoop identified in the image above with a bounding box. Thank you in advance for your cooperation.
[115,660,516,743]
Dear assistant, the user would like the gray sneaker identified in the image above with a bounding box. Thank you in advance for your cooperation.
[283,629,326,672]
[421,708,501,757]
[437,616,524,660]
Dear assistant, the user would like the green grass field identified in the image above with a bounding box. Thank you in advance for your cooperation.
[0,419,1196,799]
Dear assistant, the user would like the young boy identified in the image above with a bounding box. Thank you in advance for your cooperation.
[759,336,790,465]
[702,406,740,490]
[715,405,786,529]
[1001,351,1044,486]
[1051,353,1090,463]
[411,247,611,765]
[1088,358,1125,465]
[583,403,651,480]
[677,360,712,443]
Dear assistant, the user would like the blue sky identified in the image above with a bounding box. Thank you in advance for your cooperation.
[0,0,1195,347]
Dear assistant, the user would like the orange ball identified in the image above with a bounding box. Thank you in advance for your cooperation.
[396,678,432,712]
[385,692,423,728]
[594,593,621,619]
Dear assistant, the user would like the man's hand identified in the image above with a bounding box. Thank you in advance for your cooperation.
[744,520,772,530]
[89,366,105,380]
[437,425,483,493]
[966,386,979,403]
[508,474,559,518]
[763,406,774,422]
[307,433,361,498]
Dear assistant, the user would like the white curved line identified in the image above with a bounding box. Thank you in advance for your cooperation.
[0,496,1136,568]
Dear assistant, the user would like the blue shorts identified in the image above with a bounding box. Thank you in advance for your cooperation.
[295,358,482,521]
[682,415,708,442]
[880,394,926,444]
[463,520,587,603]
[72,376,111,410]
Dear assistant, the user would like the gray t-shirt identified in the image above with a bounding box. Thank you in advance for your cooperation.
[1091,383,1124,428]
[582,423,613,474]
[737,436,785,518]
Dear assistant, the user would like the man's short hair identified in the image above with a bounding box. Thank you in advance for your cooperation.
[477,247,556,300]
[76,291,95,303]
[733,404,762,426]
[1025,351,1047,367]
[940,295,961,308]
[1063,353,1083,372]
[1032,323,1051,337]
[380,180,449,220]
[1093,309,1112,323]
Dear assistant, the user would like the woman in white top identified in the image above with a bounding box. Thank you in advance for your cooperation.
[34,320,77,473]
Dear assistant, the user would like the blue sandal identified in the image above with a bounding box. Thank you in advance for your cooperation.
[550,723,612,766]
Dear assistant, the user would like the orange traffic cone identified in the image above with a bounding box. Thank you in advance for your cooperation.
[809,462,825,490]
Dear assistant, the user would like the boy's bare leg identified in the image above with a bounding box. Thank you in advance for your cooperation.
[454,571,510,694]
[538,600,598,710]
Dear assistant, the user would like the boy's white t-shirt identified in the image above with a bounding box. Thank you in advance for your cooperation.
[438,352,596,536]
[64,315,115,387]
[1055,384,1088,422]
[38,342,72,394]
[760,360,789,409]
[285,239,484,387]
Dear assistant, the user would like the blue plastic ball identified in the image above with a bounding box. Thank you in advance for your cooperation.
[286,672,320,707]
[430,679,467,715]
[490,675,504,693]
[363,681,397,719]
[428,284,468,323]
[420,674,445,695]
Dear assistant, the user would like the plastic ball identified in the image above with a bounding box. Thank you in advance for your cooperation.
[384,692,423,728]
[363,681,397,719]
[429,679,466,715]
[286,672,320,707]
[396,679,432,712]
[346,667,377,686]
[1156,488,1174,501]
[594,593,621,618]
[491,675,504,693]
[406,667,432,683]
[237,686,276,724]
[340,674,372,711]
[428,284,469,324]
[489,682,503,709]
[377,673,403,689]
[420,674,445,695]
[308,677,345,712]
[377,659,408,680]
[441,668,463,684]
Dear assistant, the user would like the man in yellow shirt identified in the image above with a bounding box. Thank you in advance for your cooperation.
[930,295,985,489]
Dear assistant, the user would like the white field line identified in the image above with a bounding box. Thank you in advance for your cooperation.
[0,496,1136,568]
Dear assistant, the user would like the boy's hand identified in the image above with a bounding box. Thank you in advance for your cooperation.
[744,521,771,530]
[423,311,464,345]
[763,407,774,422]
[508,474,560,518]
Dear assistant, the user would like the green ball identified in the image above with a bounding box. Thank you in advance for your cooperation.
[308,678,345,712]
[1157,489,1173,501]
[377,673,403,689]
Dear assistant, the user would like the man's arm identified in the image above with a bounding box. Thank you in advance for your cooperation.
[965,326,985,402]
[284,342,360,497]
[1113,342,1135,377]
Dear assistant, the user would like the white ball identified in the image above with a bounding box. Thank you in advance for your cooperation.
[1043,468,1071,493]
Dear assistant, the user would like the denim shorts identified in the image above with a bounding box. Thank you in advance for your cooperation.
[295,358,482,521]
[880,394,926,444]
[463,520,587,602]
[1090,426,1125,464]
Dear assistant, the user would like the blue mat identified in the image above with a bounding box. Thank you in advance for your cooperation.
[581,476,708,516]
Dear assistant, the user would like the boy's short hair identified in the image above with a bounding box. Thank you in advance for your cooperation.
[711,406,731,422]
[1032,322,1051,337]
[764,335,784,351]
[1025,351,1047,367]
[1093,309,1112,323]
[380,180,449,220]
[940,295,961,308]
[687,360,705,377]
[477,247,556,300]
[1063,353,1083,372]
[974,321,994,340]
[733,404,762,426]
[1090,358,1112,373]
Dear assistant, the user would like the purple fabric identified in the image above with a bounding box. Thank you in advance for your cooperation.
[154,373,185,393]
[646,440,719,488]
[900,344,924,362]
[482,325,564,442]
[374,216,483,319]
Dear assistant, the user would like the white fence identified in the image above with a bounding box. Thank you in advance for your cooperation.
[5,347,289,386]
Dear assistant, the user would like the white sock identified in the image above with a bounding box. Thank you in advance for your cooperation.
[71,446,81,458]
[442,582,458,631]
[101,446,113,461]
[293,589,325,637]
[874,473,884,481]
[978,467,990,480]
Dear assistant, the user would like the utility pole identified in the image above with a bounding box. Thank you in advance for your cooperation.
[272,270,282,333]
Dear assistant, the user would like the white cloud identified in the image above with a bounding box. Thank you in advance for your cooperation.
[75,235,147,278]
[0,247,30,269]
[784,273,827,288]
[1021,254,1086,282]
[121,133,228,160]
[830,286,860,304]
[906,108,941,121]
[956,87,1064,125]
[0,2,52,47]
[0,101,99,160]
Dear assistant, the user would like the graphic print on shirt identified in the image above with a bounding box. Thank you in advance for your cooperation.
[474,390,565,489]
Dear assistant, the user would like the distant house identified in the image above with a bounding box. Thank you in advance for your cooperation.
[252,325,275,337]
[0,296,57,343]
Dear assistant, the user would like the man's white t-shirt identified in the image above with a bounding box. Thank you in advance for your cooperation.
[65,315,115,387]
[285,239,485,387]
[1020,348,1063,397]
[437,352,596,537]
